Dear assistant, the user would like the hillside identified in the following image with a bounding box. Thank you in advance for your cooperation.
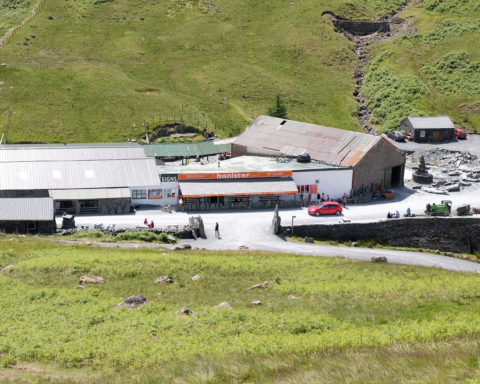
[2,237,480,382]
[0,0,479,142]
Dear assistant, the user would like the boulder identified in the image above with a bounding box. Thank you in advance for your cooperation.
[118,294,149,308]
[0,264,14,273]
[177,306,196,316]
[371,256,388,263]
[191,274,201,281]
[287,294,298,300]
[79,275,104,285]
[247,281,269,290]
[155,276,174,284]
[214,302,232,310]
[251,300,262,305]
[174,244,192,250]
[304,237,314,243]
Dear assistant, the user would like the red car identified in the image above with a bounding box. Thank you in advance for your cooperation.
[308,201,343,216]
[454,128,467,139]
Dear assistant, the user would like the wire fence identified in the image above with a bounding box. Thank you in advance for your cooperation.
[0,0,46,49]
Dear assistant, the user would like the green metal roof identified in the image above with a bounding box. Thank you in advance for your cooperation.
[143,141,231,158]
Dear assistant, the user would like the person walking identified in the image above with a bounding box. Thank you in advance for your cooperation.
[326,194,330,202]
[321,193,325,202]
[215,222,220,239]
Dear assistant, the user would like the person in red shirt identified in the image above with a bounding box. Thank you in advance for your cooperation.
[150,220,154,229]
[144,218,148,225]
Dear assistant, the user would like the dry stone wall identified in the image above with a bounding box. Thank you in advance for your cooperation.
[285,218,480,254]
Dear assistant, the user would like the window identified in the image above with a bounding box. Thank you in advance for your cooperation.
[148,189,162,199]
[132,190,147,199]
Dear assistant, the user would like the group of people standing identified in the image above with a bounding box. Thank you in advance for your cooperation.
[143,218,155,228]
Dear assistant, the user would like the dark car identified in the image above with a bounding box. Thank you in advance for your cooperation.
[308,201,343,216]
[296,153,311,163]
[387,131,405,142]
[454,128,467,139]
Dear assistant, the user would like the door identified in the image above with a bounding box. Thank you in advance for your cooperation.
[433,131,441,142]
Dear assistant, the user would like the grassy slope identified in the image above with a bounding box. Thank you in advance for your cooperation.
[0,0,369,143]
[363,0,480,132]
[1,237,480,382]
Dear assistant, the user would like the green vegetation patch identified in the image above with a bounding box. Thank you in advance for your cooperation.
[363,53,429,131]
[421,0,480,15]
[0,0,34,35]
[423,51,480,95]
[416,18,480,45]
[1,238,480,382]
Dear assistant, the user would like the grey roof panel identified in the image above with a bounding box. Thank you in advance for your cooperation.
[0,159,160,190]
[406,116,454,129]
[49,188,131,200]
[0,198,54,221]
[0,147,147,162]
[143,141,231,157]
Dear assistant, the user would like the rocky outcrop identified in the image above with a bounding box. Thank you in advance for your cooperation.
[117,294,149,309]
[79,275,104,284]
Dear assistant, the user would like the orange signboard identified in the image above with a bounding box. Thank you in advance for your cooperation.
[178,171,292,181]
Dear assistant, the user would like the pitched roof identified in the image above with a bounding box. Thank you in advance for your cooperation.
[405,116,454,130]
[0,198,54,221]
[0,159,160,190]
[233,116,381,167]
[0,147,147,162]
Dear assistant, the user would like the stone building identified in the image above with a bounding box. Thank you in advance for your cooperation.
[0,198,56,234]
[232,116,405,193]
[400,116,455,143]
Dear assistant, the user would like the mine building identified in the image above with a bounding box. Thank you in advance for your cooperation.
[0,144,161,214]
[400,116,455,143]
[0,197,56,234]
[231,116,405,194]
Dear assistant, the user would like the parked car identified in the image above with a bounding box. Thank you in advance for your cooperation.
[296,153,311,163]
[308,201,343,216]
[454,128,467,139]
[387,130,405,142]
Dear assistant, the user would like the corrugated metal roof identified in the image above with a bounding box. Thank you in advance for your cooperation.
[0,159,160,190]
[233,116,382,167]
[0,142,141,149]
[143,141,231,157]
[405,116,454,129]
[0,198,54,221]
[0,147,148,162]
[49,188,131,200]
[179,178,298,197]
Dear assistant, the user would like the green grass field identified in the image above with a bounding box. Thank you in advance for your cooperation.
[0,0,479,141]
[1,236,480,382]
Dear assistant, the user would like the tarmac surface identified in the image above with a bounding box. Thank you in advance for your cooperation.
[57,183,480,273]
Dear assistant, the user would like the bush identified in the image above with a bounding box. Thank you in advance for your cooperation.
[116,231,175,243]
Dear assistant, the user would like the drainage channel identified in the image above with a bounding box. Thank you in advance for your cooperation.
[323,3,419,134]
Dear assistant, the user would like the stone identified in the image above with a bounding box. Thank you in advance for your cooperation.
[371,256,388,263]
[191,274,201,281]
[75,285,85,289]
[155,276,174,284]
[0,264,13,273]
[177,306,196,316]
[48,15,55,20]
[251,300,262,305]
[118,294,149,309]
[304,236,314,243]
[238,245,249,250]
[247,281,269,290]
[166,234,175,242]
[79,275,104,284]
[174,244,191,250]
[214,302,232,310]
[413,156,433,184]
[287,294,298,300]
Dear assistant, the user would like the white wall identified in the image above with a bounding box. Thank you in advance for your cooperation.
[292,169,352,200]
[130,183,178,207]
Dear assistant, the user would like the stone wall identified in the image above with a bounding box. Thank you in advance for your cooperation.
[284,217,480,253]
[332,20,390,35]
[0,220,56,234]
[353,138,405,191]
